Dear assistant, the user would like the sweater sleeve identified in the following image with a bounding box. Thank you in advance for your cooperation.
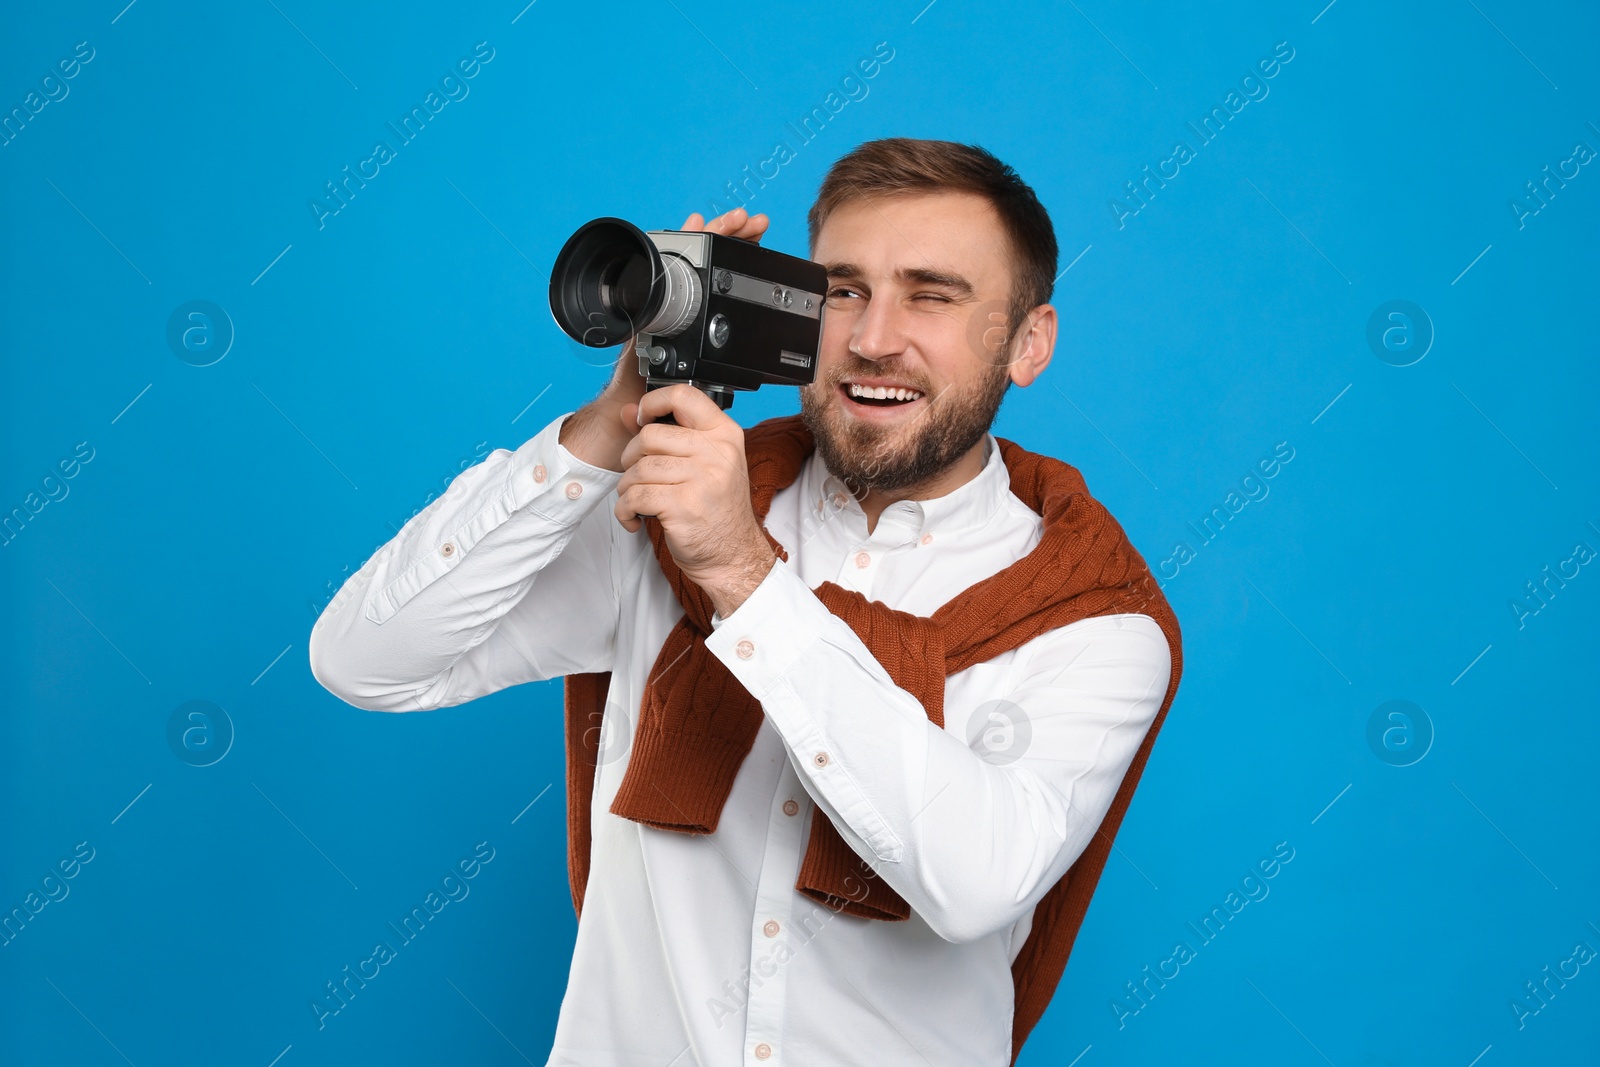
[703,556,1171,945]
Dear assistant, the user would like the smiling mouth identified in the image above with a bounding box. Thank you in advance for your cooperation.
[838,382,927,413]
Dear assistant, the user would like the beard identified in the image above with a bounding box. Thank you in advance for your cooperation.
[798,354,1011,495]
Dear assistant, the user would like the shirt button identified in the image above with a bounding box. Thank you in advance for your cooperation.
[854,550,871,569]
[832,492,847,508]
[565,481,583,499]
[782,799,799,816]
[812,751,829,768]
[763,919,780,937]
[532,464,547,483]
[735,639,754,660]
[440,542,456,558]
[921,532,933,545]
[754,1044,772,1060]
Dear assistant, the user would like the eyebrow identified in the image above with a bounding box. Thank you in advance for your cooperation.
[823,262,977,298]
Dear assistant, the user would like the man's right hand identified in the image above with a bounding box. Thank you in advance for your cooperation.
[559,206,770,473]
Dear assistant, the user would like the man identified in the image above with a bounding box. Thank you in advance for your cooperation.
[310,138,1181,1065]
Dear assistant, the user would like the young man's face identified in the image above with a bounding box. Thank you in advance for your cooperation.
[799,190,1031,495]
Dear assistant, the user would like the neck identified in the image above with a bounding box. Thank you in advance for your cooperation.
[855,436,988,535]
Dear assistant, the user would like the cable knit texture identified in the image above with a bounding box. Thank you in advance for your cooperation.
[563,413,1183,1064]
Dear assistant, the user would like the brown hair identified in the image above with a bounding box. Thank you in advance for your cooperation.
[807,138,1058,334]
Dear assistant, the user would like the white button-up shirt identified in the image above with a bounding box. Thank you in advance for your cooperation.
[309,410,1172,1066]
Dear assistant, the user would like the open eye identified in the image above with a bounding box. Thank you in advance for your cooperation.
[826,286,862,301]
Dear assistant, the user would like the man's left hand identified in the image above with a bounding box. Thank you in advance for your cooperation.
[615,384,777,618]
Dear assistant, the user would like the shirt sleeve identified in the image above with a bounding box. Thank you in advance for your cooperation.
[703,556,1172,945]
[308,410,625,713]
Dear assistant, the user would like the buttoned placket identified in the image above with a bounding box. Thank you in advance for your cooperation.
[836,502,924,596]
[728,467,933,1064]
[739,753,811,1066]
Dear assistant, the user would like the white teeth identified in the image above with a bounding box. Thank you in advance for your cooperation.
[847,383,924,402]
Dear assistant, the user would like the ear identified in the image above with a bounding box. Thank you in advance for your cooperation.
[1007,304,1057,388]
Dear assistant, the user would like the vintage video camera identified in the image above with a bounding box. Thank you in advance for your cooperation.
[548,217,827,417]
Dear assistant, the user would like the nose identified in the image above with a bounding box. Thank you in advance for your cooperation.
[848,289,908,363]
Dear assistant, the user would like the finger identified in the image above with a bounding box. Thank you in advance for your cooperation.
[679,211,707,231]
[616,453,693,495]
[705,205,748,234]
[615,482,673,533]
[635,382,727,431]
[734,213,770,242]
[620,422,697,469]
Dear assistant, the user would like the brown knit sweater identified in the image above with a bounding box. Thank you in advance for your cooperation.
[563,413,1182,1064]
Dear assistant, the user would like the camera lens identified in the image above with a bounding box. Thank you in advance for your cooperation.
[549,217,702,347]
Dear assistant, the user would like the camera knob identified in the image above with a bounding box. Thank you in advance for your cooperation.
[708,314,731,349]
[715,270,733,293]
[644,344,669,365]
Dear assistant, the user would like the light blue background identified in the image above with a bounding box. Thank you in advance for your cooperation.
[3,1,1596,1064]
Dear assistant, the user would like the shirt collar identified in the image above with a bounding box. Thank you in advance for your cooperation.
[800,432,1011,542]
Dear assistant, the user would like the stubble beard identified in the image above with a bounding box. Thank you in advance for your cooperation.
[798,356,1011,495]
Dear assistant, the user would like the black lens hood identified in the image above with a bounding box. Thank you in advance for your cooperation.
[548,217,666,347]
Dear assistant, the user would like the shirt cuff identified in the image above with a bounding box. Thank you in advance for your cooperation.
[518,412,624,518]
[704,557,833,698]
